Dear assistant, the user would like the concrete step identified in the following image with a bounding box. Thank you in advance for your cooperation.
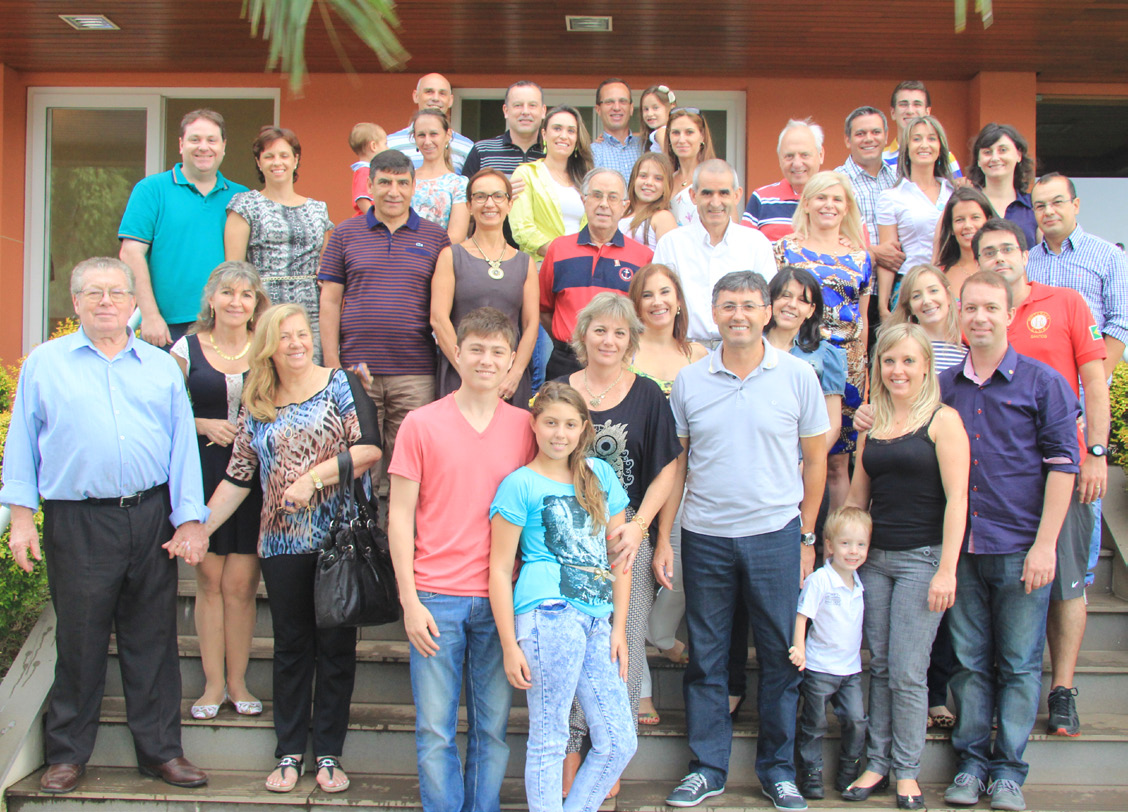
[173,578,1128,648]
[83,698,1128,785]
[9,769,1128,812]
[106,636,1128,717]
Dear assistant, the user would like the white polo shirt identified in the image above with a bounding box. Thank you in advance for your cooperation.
[653,220,777,343]
[671,340,828,538]
[796,560,865,676]
[876,177,954,277]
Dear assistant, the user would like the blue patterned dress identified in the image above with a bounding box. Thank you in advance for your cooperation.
[225,369,380,558]
[775,238,872,454]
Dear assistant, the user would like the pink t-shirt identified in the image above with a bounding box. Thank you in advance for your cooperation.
[388,394,536,596]
[351,163,371,215]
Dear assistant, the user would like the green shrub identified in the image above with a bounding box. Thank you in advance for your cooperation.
[1110,363,1128,469]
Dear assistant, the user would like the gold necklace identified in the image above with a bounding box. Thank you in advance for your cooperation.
[208,332,251,361]
[584,367,624,408]
[471,236,506,280]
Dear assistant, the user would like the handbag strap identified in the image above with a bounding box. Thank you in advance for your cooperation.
[336,450,357,520]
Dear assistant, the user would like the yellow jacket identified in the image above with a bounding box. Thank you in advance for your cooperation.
[509,160,587,257]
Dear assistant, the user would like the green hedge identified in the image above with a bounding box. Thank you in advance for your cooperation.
[0,319,79,676]
[1111,363,1128,469]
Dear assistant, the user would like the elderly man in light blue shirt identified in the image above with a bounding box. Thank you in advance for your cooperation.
[2,257,210,796]
[662,270,828,811]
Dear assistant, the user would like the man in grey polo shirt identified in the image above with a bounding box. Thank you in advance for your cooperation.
[663,271,828,810]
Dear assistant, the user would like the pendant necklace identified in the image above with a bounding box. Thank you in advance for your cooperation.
[209,332,251,361]
[584,367,624,408]
[471,236,506,280]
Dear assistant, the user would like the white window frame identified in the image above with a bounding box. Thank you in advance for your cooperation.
[23,87,280,351]
[453,87,746,185]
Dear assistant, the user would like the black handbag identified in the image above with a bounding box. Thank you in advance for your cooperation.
[313,451,400,628]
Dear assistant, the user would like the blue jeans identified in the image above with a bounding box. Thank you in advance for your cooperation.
[410,593,511,812]
[531,326,552,393]
[682,517,802,786]
[948,552,1052,785]
[860,546,944,779]
[517,600,636,812]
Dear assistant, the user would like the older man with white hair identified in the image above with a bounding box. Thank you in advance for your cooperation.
[742,119,825,242]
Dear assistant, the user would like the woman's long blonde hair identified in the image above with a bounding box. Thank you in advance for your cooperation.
[531,382,609,532]
[791,170,866,251]
[887,264,961,344]
[868,322,941,437]
[242,303,309,422]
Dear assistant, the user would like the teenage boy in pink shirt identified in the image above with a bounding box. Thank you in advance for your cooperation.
[388,307,536,812]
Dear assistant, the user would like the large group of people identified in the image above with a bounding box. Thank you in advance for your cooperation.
[3,72,1127,812]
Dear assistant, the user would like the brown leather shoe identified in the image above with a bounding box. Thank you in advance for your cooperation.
[138,756,208,788]
[41,763,85,794]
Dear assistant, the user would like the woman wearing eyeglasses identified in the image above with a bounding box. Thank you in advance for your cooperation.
[431,169,538,405]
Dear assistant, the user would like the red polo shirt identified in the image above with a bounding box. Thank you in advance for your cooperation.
[1008,280,1105,458]
[539,226,653,342]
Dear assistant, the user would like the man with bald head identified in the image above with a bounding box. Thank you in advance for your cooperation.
[386,73,475,172]
[742,119,825,242]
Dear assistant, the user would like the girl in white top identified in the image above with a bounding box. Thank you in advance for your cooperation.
[619,153,678,250]
[876,115,955,322]
[640,84,676,154]
[665,108,717,227]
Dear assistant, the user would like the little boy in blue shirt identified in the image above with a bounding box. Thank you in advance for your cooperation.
[789,506,870,800]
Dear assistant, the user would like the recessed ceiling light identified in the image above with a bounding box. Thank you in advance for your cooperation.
[59,15,120,31]
[566,15,612,32]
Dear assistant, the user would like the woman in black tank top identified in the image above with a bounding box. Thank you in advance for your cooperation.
[841,323,969,807]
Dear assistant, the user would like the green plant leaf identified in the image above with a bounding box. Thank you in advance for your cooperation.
[241,0,410,91]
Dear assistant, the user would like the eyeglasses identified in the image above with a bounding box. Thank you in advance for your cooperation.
[79,287,132,303]
[671,107,701,116]
[1032,196,1075,214]
[717,302,769,315]
[979,245,1022,260]
[585,191,624,204]
[470,191,510,204]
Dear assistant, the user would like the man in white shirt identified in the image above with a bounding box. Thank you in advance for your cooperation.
[653,159,776,344]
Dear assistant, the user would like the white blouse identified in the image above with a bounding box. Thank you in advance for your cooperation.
[876,177,954,276]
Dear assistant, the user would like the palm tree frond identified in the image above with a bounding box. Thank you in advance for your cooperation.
[242,0,410,91]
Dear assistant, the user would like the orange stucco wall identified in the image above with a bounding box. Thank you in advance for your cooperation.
[0,66,1103,365]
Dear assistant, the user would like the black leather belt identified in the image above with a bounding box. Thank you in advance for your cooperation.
[85,482,166,508]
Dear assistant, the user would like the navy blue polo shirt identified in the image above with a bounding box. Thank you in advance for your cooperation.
[317,208,450,375]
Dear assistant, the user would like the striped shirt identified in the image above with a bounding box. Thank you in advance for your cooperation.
[741,178,800,242]
[317,208,451,375]
[1027,224,1128,346]
[461,131,546,178]
[836,157,898,243]
[590,132,644,183]
[932,340,967,373]
[386,125,475,173]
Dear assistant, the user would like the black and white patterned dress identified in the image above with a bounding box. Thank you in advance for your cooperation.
[227,190,333,361]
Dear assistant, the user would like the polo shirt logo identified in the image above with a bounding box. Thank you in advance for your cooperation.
[619,266,634,282]
[1027,311,1050,333]
[1090,324,1101,341]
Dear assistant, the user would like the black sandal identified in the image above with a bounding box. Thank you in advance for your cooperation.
[315,755,350,793]
[265,755,303,793]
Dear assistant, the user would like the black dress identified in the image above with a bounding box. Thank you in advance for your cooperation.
[177,333,262,556]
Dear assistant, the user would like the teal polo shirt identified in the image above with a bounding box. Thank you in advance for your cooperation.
[118,164,247,324]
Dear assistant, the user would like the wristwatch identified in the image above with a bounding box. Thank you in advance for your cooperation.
[1088,444,1108,458]
[801,532,817,547]
[309,470,325,490]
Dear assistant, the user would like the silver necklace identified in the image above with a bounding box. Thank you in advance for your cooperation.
[584,367,624,408]
[471,236,506,280]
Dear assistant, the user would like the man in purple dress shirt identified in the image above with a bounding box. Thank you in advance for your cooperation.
[939,271,1080,812]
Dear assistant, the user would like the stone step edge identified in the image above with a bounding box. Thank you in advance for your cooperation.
[95,697,1128,743]
[107,636,1128,673]
[8,768,1128,811]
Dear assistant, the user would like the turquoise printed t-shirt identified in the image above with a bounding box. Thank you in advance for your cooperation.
[490,457,629,618]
